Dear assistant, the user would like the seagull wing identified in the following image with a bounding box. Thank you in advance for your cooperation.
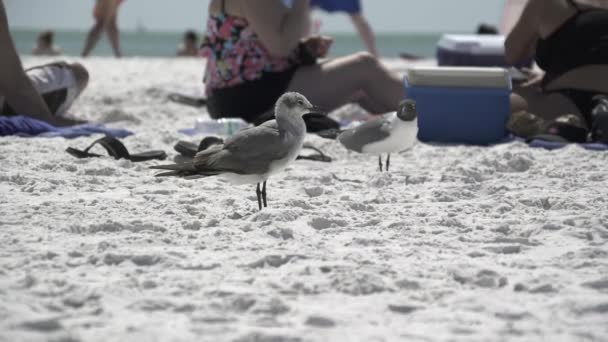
[193,121,289,175]
[338,115,393,153]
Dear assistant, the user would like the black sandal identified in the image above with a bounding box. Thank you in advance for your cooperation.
[167,93,207,108]
[67,136,167,162]
[296,144,332,162]
[174,138,332,162]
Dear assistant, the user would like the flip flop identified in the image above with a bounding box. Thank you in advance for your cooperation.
[168,93,207,108]
[296,144,332,162]
[67,136,167,162]
[173,138,332,162]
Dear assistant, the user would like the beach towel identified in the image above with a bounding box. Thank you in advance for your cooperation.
[0,115,132,139]
[527,138,608,151]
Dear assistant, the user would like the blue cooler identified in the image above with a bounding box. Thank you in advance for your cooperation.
[404,67,512,145]
[437,34,531,68]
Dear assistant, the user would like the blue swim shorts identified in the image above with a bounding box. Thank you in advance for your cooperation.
[310,0,361,14]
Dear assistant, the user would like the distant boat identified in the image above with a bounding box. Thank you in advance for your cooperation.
[136,19,148,33]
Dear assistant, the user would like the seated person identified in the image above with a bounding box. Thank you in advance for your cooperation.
[32,30,62,56]
[0,0,86,126]
[506,0,608,142]
[309,0,378,56]
[1,62,89,119]
[177,30,199,57]
[200,0,403,124]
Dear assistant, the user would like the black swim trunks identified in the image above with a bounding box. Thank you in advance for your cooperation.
[535,0,608,87]
[206,67,298,123]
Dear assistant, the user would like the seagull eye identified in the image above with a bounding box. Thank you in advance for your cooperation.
[297,100,304,106]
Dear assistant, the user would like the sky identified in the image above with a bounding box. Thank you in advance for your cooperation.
[6,0,506,33]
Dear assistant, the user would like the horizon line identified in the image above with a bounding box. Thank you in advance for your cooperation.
[9,26,455,35]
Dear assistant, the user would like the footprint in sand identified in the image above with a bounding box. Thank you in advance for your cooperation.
[308,217,348,230]
[247,255,306,268]
[19,318,63,332]
[305,315,336,327]
[452,268,508,289]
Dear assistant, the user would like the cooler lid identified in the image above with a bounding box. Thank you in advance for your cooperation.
[405,66,512,89]
[437,34,506,55]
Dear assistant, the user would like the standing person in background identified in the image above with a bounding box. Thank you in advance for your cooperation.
[176,30,199,57]
[32,30,62,56]
[81,0,124,57]
[310,0,378,56]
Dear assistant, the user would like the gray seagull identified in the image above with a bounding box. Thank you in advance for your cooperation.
[151,92,315,210]
[338,99,418,171]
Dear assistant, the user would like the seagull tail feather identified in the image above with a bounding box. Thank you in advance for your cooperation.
[150,162,222,178]
[150,162,197,177]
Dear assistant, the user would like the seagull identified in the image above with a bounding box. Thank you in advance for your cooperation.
[151,92,315,210]
[338,99,418,171]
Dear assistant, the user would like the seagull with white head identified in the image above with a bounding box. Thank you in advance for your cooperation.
[338,99,418,171]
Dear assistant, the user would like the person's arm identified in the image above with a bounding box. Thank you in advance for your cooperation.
[0,1,55,123]
[350,14,378,56]
[242,0,310,57]
[505,0,540,65]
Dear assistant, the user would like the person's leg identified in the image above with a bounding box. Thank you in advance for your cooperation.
[287,52,403,114]
[513,83,581,121]
[81,20,105,57]
[349,14,378,56]
[510,93,528,114]
[105,14,122,57]
[545,65,608,94]
[82,0,113,57]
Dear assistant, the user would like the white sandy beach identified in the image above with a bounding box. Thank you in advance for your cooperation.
[1,56,607,342]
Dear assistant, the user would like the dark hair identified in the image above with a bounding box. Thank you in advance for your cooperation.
[476,23,498,35]
[39,30,54,45]
[184,30,198,42]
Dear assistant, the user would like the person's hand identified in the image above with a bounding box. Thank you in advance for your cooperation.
[520,68,544,88]
[301,35,333,58]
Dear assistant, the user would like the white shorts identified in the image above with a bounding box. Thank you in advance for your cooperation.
[0,63,82,118]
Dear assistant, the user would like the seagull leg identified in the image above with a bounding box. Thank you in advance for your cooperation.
[386,154,391,172]
[378,155,383,172]
[262,181,268,208]
[256,183,262,211]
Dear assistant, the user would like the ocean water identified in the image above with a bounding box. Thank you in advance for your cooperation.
[11,29,442,58]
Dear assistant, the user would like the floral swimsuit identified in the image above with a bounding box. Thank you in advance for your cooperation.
[200,1,297,95]
[199,0,304,122]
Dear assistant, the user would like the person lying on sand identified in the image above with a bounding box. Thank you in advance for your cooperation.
[82,0,124,57]
[506,0,608,143]
[32,30,62,56]
[201,0,403,124]
[0,0,87,126]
